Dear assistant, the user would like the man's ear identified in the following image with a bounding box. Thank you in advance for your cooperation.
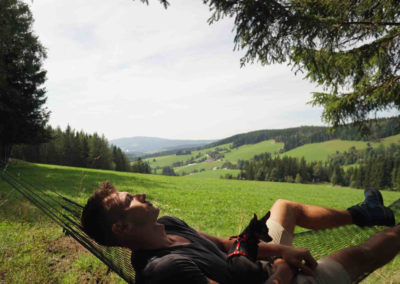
[112,221,133,237]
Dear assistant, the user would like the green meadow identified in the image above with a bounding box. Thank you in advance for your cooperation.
[184,169,241,179]
[223,140,283,161]
[144,143,232,169]
[282,136,400,162]
[148,140,284,175]
[174,160,224,175]
[143,134,400,177]
[1,161,400,283]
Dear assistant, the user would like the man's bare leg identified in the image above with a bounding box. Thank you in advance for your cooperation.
[269,188,395,235]
[328,224,400,281]
[269,199,353,235]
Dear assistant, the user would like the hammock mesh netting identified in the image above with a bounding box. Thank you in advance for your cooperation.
[1,166,399,283]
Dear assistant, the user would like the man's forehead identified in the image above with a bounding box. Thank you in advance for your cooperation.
[103,191,125,208]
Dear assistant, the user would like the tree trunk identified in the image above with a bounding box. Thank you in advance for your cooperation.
[0,142,11,167]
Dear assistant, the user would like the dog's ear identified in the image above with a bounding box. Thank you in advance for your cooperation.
[262,211,271,222]
[249,213,258,226]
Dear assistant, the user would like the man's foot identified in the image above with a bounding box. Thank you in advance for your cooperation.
[347,187,395,227]
[364,187,384,206]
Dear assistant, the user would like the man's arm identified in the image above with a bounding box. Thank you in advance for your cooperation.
[258,242,317,275]
[197,231,235,252]
[198,231,317,275]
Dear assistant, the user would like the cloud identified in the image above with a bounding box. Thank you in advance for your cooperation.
[29,0,332,140]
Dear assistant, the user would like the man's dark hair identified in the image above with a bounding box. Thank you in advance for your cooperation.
[81,181,120,246]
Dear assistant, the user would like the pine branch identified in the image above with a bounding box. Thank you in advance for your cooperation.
[340,76,400,98]
[339,21,400,27]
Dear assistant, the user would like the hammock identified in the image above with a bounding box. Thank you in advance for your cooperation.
[1,166,399,283]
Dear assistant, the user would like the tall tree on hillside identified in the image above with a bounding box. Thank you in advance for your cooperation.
[112,146,131,172]
[142,0,399,130]
[131,158,151,174]
[0,0,49,165]
[88,134,113,169]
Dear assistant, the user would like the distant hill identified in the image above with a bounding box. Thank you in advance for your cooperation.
[210,115,400,151]
[146,133,400,177]
[109,136,216,155]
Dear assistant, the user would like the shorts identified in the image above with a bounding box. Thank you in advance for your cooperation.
[266,219,351,284]
[266,218,293,246]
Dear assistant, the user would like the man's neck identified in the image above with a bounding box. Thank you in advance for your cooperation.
[125,222,174,251]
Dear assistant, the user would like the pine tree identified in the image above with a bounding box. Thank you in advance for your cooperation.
[0,0,49,165]
[255,167,265,181]
[88,134,112,169]
[350,168,361,189]
[295,173,303,184]
[392,167,400,191]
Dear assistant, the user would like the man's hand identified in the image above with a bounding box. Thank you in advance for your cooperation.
[266,258,296,284]
[281,247,317,275]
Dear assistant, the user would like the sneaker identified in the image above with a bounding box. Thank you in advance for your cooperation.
[347,188,395,227]
[364,187,383,206]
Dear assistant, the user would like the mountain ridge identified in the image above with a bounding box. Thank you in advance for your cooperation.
[110,136,217,155]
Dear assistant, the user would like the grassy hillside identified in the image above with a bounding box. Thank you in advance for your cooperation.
[382,133,400,143]
[223,140,283,161]
[1,161,400,283]
[174,160,224,175]
[281,137,400,162]
[148,140,283,175]
[144,143,231,169]
[145,134,400,177]
[183,169,241,179]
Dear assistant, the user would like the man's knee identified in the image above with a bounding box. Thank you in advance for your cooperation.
[270,199,301,234]
[272,199,297,209]
[271,199,301,216]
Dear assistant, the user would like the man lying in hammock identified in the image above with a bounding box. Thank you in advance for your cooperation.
[81,182,398,284]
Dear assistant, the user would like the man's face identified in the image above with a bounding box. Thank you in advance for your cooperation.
[107,191,160,228]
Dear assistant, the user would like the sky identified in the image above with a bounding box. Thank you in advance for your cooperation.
[28,0,395,141]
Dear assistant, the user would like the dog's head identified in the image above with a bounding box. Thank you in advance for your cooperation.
[245,212,272,243]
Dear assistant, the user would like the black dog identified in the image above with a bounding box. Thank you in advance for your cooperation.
[227,212,272,284]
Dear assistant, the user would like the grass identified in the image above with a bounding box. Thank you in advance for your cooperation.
[282,135,400,163]
[282,139,378,162]
[174,160,224,175]
[1,160,400,283]
[223,140,283,162]
[173,140,283,175]
[382,133,400,143]
[143,143,232,168]
[184,169,241,179]
[145,134,400,178]
[144,140,282,172]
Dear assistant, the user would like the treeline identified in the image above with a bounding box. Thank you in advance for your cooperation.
[330,144,400,190]
[11,126,151,173]
[211,116,400,151]
[237,143,400,191]
[237,154,331,184]
[329,144,399,166]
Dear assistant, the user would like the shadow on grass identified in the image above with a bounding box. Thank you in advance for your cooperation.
[5,160,171,193]
[0,160,171,224]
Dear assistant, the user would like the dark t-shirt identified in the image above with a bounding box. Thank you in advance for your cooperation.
[131,216,232,284]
